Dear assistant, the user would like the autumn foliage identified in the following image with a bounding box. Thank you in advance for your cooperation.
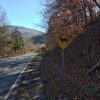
[41,0,100,99]
[44,0,100,41]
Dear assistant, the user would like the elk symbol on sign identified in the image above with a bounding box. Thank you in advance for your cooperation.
[59,35,67,44]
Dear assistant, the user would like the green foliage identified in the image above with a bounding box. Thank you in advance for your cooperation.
[0,26,8,41]
[0,6,34,57]
[0,33,7,41]
[87,84,98,96]
[0,26,11,52]
[11,28,25,51]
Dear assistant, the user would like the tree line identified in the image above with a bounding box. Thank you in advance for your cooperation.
[0,7,34,57]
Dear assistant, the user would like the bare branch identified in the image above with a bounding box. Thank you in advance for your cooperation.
[87,60,100,74]
[93,0,100,9]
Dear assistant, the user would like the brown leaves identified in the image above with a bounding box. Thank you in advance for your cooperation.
[41,22,100,99]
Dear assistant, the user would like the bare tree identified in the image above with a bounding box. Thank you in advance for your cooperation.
[0,7,8,26]
[93,0,100,9]
[0,6,10,56]
[44,0,100,34]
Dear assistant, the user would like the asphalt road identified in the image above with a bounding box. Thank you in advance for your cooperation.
[0,53,37,100]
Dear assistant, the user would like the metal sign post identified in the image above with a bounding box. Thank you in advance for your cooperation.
[54,32,72,95]
[61,49,65,94]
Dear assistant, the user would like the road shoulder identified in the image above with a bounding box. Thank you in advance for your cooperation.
[16,55,46,100]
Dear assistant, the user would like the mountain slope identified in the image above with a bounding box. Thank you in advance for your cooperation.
[32,34,46,44]
[7,25,45,38]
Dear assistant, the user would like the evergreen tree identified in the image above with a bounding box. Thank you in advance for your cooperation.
[11,28,24,52]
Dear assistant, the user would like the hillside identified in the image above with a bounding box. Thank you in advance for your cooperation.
[40,22,100,100]
[7,25,45,38]
[32,34,46,44]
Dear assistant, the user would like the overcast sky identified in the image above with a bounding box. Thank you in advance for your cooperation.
[0,0,45,32]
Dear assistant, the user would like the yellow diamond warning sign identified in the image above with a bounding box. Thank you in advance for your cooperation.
[55,33,71,49]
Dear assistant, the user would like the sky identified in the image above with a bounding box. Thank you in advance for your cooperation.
[0,0,46,32]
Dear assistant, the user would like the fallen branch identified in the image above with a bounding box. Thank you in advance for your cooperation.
[87,60,100,74]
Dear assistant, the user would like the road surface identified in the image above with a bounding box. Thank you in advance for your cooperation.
[0,53,37,100]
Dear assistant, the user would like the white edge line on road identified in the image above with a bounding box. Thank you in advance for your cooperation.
[3,58,33,100]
